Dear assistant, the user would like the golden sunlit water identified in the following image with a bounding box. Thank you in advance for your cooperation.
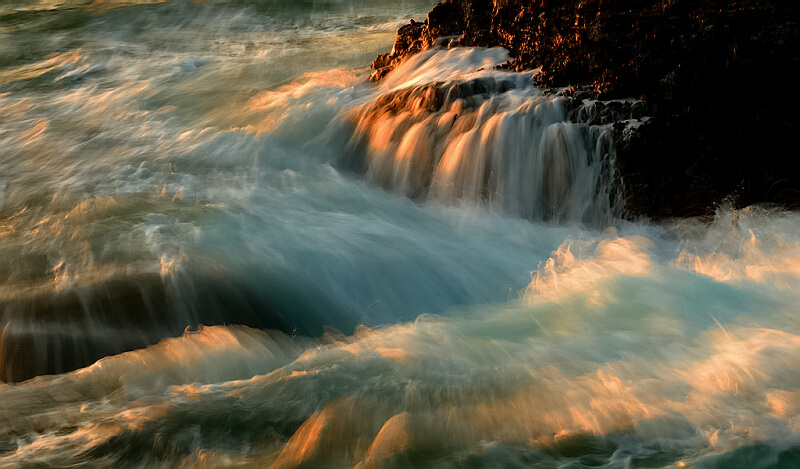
[1,1,799,468]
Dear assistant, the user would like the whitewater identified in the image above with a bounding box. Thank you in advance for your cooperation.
[1,1,799,467]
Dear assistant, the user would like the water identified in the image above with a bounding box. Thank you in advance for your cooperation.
[1,1,799,467]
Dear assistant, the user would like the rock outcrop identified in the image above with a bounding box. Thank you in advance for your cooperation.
[371,0,800,218]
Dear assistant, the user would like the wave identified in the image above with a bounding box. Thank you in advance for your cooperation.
[330,47,619,223]
[2,3,799,465]
[3,207,800,467]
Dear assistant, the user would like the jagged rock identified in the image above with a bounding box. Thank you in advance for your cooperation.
[371,0,800,218]
[370,20,427,80]
[426,0,464,39]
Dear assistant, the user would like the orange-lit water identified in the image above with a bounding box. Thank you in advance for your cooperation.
[1,1,799,467]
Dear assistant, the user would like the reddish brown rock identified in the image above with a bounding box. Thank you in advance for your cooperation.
[371,0,800,218]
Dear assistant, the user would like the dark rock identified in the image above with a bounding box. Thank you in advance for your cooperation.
[370,20,427,80]
[370,0,800,218]
[426,0,464,39]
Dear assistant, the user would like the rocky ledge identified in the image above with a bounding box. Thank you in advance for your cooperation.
[371,0,800,218]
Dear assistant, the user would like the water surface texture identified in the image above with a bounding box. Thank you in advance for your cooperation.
[1,1,799,467]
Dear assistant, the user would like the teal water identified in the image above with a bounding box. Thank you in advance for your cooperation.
[1,1,799,467]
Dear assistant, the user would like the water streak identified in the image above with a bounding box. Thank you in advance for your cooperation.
[1,1,798,467]
[339,47,618,223]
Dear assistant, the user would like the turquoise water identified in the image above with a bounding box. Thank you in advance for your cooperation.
[1,1,799,467]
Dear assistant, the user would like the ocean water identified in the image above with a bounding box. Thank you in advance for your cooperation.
[1,1,799,467]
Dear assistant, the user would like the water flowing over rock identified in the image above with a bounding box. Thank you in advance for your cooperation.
[372,0,800,218]
[2,1,800,466]
[349,48,619,224]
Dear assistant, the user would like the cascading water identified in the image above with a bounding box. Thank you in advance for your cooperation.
[339,47,618,224]
[1,1,799,468]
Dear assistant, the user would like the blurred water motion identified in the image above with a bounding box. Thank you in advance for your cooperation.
[1,0,799,467]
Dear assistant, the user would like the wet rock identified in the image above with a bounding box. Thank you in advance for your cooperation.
[426,0,464,40]
[370,20,427,80]
[371,0,800,218]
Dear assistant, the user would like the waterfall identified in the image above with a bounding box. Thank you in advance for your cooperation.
[340,47,619,224]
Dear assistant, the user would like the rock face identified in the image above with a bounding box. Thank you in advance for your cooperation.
[372,0,800,218]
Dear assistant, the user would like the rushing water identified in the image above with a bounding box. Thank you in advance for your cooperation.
[1,1,799,467]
